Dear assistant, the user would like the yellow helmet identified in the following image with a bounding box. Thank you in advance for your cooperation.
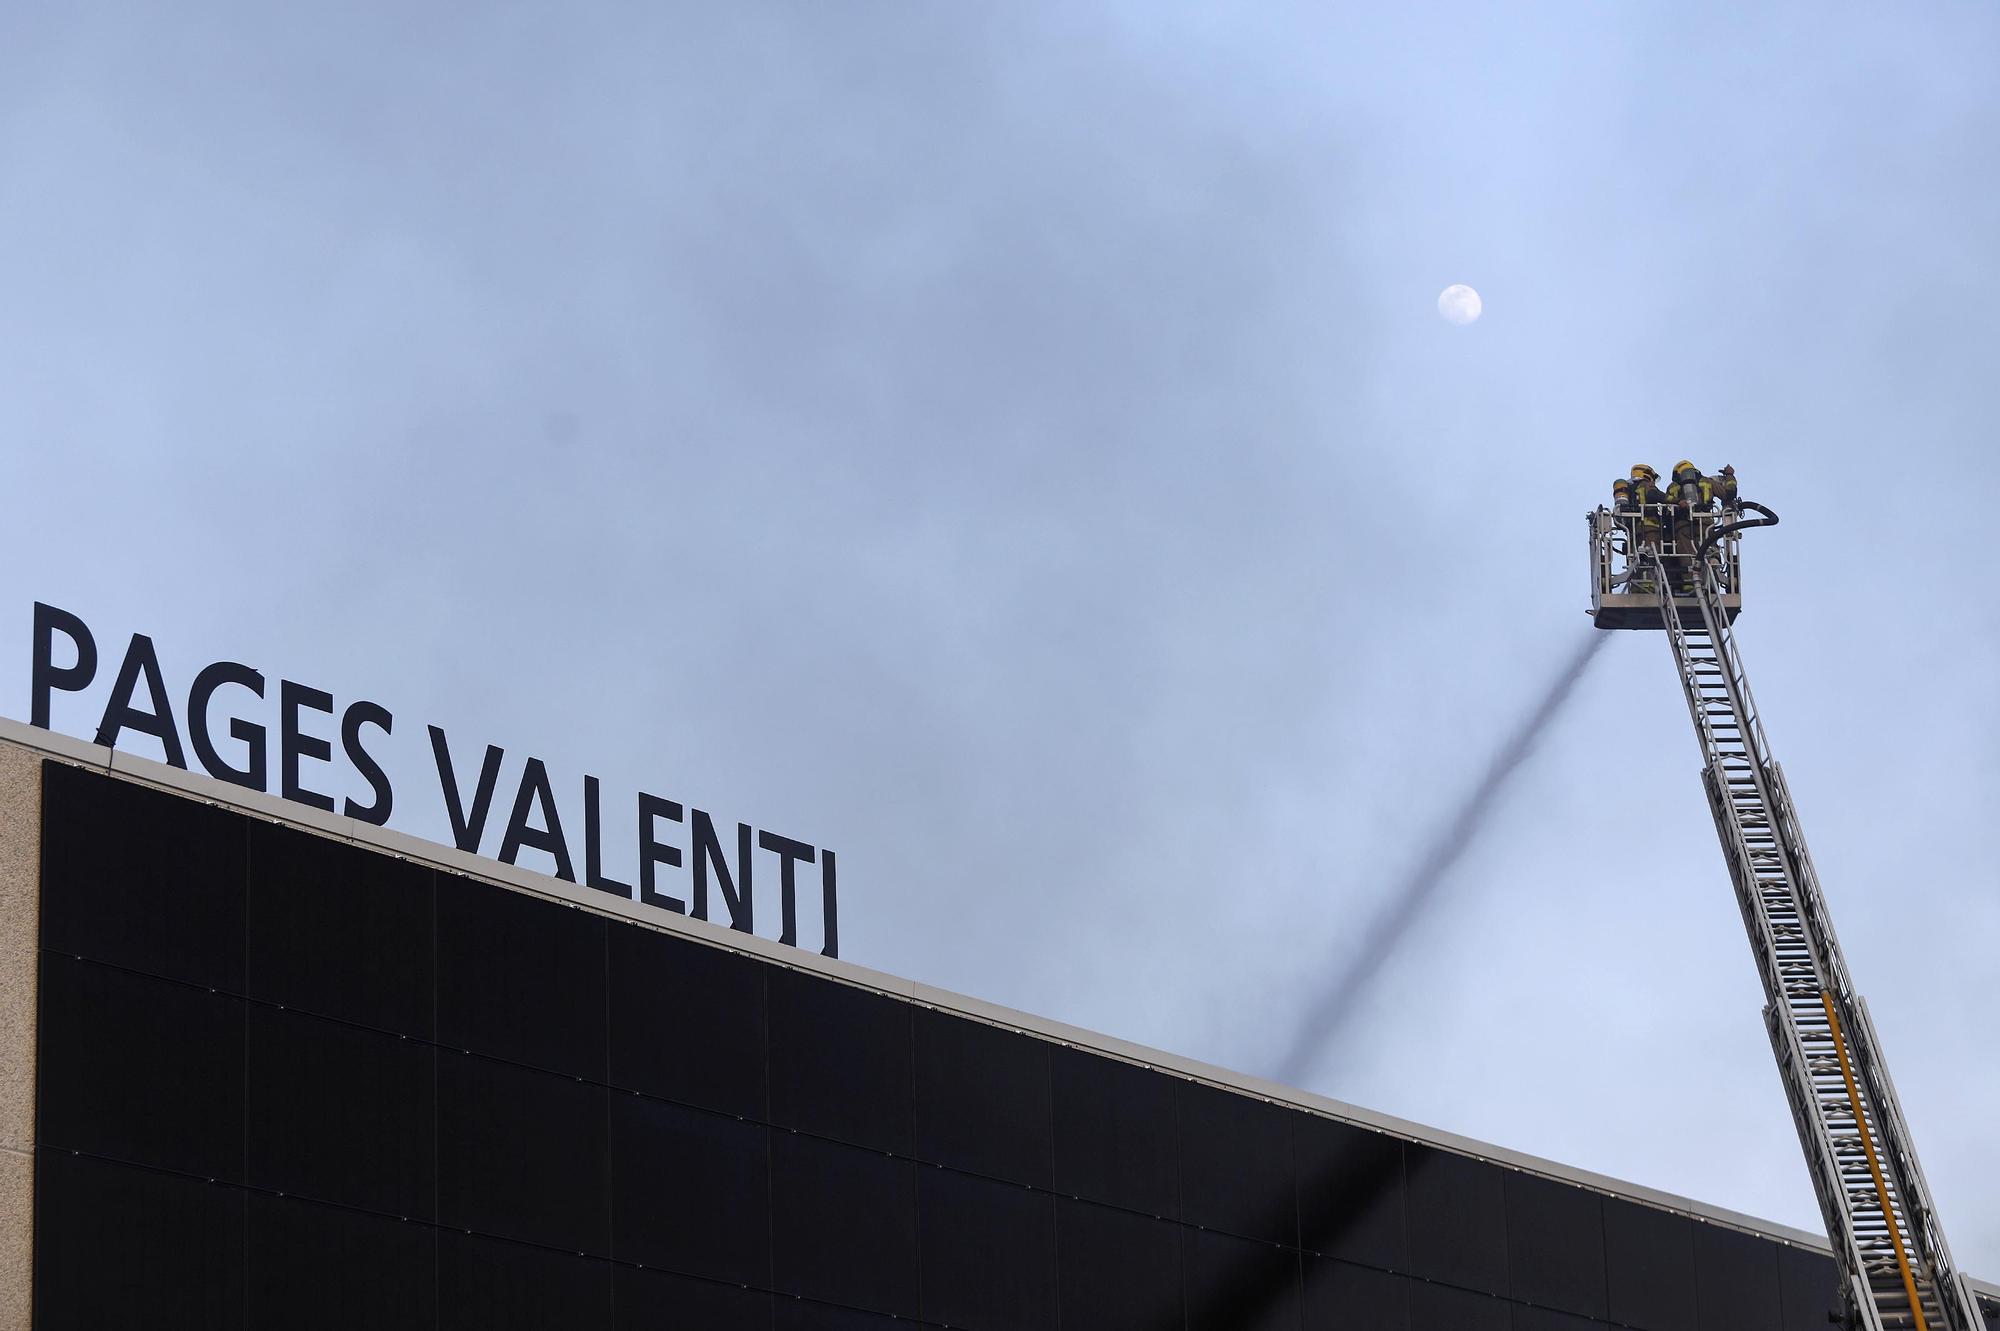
[1630,463,1658,481]
[1673,459,1698,478]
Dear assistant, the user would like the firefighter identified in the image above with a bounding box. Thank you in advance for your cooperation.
[1623,464,1667,592]
[1700,463,1739,588]
[1663,460,1717,592]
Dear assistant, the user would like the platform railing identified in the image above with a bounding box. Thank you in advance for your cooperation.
[1590,504,1743,599]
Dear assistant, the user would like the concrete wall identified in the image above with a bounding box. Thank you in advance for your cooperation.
[0,746,37,1331]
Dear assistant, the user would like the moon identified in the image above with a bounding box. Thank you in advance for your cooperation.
[1437,284,1483,325]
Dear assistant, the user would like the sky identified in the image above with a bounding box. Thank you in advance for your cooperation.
[3,0,1997,1274]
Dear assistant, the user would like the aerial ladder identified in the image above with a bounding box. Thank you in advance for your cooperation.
[1588,496,1982,1331]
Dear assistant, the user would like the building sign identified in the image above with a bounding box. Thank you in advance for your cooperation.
[24,601,838,957]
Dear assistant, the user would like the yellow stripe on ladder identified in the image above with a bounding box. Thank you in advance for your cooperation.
[1820,990,1929,1331]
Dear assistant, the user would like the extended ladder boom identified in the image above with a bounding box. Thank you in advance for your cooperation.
[1645,540,1979,1331]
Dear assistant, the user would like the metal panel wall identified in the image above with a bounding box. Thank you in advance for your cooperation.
[31,761,1852,1331]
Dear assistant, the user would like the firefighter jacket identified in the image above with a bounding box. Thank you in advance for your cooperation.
[1665,477,1715,511]
[1626,481,1669,526]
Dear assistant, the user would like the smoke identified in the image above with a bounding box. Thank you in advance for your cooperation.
[1271,630,1611,1088]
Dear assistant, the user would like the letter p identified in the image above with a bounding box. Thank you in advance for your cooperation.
[31,602,98,730]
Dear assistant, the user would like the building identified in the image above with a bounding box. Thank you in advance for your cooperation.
[1,720,1994,1330]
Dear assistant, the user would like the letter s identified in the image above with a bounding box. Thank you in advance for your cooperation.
[341,701,394,825]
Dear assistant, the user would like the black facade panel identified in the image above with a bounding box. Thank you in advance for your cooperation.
[245,1004,435,1219]
[37,765,1932,1331]
[607,920,767,1119]
[1693,1222,1784,1331]
[1511,1309,1612,1331]
[917,1167,1058,1331]
[1303,1258,1408,1330]
[1405,1144,1510,1294]
[436,871,607,1079]
[770,1130,921,1319]
[437,1051,610,1254]
[38,955,245,1182]
[1776,1244,1843,1331]
[41,762,247,990]
[609,1093,771,1286]
[438,1231,614,1331]
[246,820,435,1037]
[772,1301,939,1330]
[1602,1197,1699,1331]
[1408,1281,1511,1331]
[1184,1227,1303,1331]
[1180,1079,1297,1247]
[1055,1197,1185,1331]
[914,1008,1053,1188]
[246,1192,437,1331]
[34,1151,246,1331]
[1050,1046,1180,1219]
[768,967,914,1156]
[1504,1169,1608,1318]
[1296,1115,1406,1271]
[614,1266,772,1330]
